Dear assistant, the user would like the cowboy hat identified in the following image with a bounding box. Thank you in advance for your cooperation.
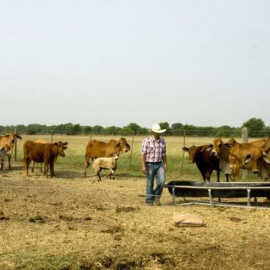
[151,124,166,133]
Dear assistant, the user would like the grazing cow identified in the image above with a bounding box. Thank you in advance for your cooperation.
[0,131,22,169]
[182,145,220,182]
[84,138,130,176]
[24,141,68,178]
[0,145,11,170]
[208,138,268,181]
[92,156,118,181]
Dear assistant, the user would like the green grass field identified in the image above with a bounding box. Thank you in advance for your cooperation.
[15,134,259,182]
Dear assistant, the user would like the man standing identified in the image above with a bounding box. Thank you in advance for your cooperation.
[141,124,168,206]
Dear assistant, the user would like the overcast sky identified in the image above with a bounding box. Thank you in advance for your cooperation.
[1,0,269,128]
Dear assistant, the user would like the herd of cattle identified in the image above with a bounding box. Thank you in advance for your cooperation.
[0,132,130,180]
[1,131,270,182]
[183,137,270,182]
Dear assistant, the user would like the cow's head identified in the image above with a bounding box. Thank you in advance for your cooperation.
[208,138,233,157]
[208,138,223,157]
[114,138,130,156]
[244,147,270,174]
[54,141,68,157]
[262,137,270,152]
[182,145,201,163]
[226,138,237,147]
[4,132,22,151]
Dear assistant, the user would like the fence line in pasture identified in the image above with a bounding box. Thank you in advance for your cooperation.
[12,127,255,180]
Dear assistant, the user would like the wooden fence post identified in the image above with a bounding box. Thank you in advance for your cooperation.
[14,128,17,162]
[181,130,186,172]
[129,131,135,167]
[242,127,248,178]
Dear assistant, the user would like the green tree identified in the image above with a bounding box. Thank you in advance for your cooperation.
[83,126,92,135]
[171,123,183,136]
[215,126,232,137]
[103,126,121,135]
[92,125,103,134]
[159,122,170,134]
[243,118,265,137]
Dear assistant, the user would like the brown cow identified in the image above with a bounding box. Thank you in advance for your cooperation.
[0,131,22,169]
[227,138,267,147]
[256,137,270,180]
[83,138,130,176]
[31,140,52,173]
[182,145,220,182]
[24,140,68,178]
[208,138,268,181]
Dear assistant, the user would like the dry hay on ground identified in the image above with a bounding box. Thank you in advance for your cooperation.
[1,165,270,270]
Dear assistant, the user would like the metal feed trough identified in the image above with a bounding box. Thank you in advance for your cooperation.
[165,180,270,209]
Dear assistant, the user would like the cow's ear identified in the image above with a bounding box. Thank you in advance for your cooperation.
[244,154,252,165]
[263,152,270,164]
[63,142,68,146]
[182,147,189,152]
[15,134,22,140]
[206,144,213,152]
[264,146,270,154]
[114,143,120,153]
[127,144,131,150]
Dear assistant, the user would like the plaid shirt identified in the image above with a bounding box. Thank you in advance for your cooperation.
[141,135,166,163]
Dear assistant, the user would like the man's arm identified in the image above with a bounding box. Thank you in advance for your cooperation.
[141,154,146,174]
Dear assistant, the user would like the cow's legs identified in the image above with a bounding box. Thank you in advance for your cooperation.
[31,162,36,173]
[25,158,31,176]
[110,169,115,180]
[49,163,54,178]
[44,162,49,178]
[97,168,102,181]
[8,155,11,169]
[217,169,220,182]
[83,154,92,176]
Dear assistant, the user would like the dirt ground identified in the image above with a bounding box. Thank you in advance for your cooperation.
[1,163,270,270]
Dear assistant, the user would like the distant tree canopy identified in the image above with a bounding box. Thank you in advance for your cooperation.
[0,118,269,137]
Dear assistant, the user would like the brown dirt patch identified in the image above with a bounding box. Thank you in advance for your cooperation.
[1,164,270,269]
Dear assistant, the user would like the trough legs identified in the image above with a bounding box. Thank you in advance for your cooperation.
[208,189,213,206]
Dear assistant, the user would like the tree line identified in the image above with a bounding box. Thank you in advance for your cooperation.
[1,118,270,138]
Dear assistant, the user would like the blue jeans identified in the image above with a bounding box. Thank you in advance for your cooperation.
[145,162,166,204]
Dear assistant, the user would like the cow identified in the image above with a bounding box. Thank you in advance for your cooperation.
[31,140,51,173]
[0,131,22,169]
[0,145,11,170]
[255,138,270,180]
[92,156,118,181]
[227,138,267,147]
[83,138,130,176]
[182,145,220,182]
[208,138,268,181]
[24,140,68,178]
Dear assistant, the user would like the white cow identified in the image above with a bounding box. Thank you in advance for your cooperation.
[92,156,118,181]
